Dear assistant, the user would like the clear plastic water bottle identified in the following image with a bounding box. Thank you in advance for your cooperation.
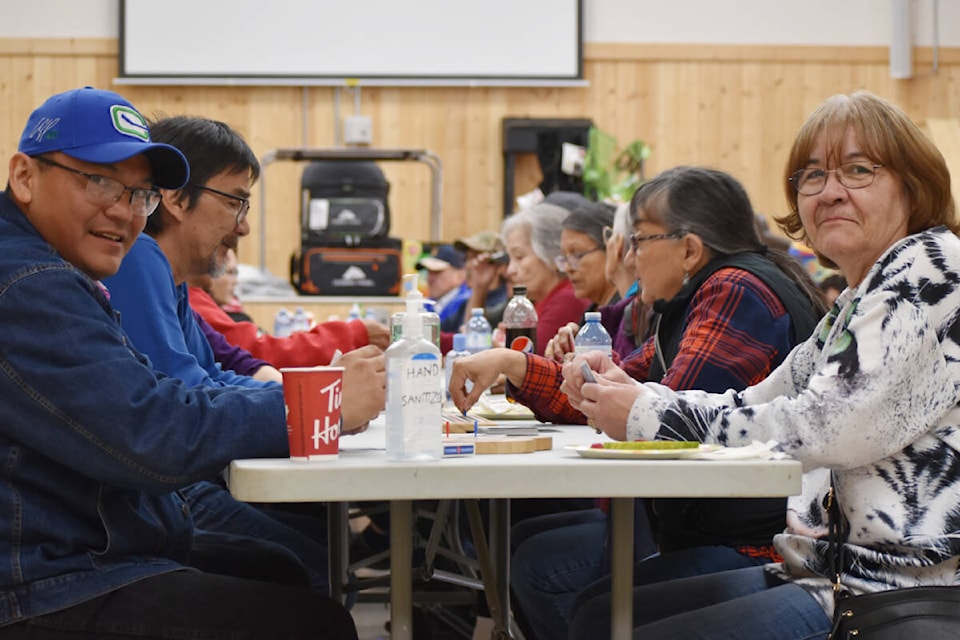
[465,308,492,354]
[273,308,292,338]
[574,311,612,356]
[346,303,362,321]
[291,307,310,333]
[444,332,472,402]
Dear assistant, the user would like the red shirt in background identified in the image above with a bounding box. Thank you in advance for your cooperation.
[188,286,369,367]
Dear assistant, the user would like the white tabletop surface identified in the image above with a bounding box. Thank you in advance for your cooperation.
[228,417,803,503]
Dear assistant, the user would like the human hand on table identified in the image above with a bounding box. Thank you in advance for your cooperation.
[338,344,385,431]
[543,321,580,363]
[561,352,638,441]
[449,348,527,414]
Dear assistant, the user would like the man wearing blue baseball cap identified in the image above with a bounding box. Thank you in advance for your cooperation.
[416,244,471,332]
[0,87,356,638]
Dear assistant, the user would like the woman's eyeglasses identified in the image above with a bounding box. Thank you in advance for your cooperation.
[34,155,162,217]
[789,162,883,196]
[628,231,683,253]
[554,246,603,272]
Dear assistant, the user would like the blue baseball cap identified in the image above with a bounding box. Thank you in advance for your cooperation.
[18,87,189,189]
[416,244,466,271]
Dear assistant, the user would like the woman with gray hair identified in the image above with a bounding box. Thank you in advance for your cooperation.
[501,202,590,355]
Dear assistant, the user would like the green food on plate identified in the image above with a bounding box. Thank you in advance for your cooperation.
[602,441,698,450]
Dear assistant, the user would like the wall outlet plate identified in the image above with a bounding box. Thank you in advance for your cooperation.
[343,115,373,145]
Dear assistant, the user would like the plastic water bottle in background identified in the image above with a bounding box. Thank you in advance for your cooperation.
[291,307,310,334]
[444,332,472,402]
[273,308,293,338]
[465,308,492,354]
[574,311,612,356]
[346,303,362,321]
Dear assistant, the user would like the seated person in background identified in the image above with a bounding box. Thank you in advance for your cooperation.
[603,203,649,358]
[451,166,826,640]
[204,246,254,322]
[817,271,847,306]
[454,230,510,327]
[563,90,959,640]
[188,249,389,368]
[501,202,590,355]
[194,308,282,382]
[555,201,617,311]
[103,115,385,595]
[417,244,472,333]
[0,86,355,639]
[547,201,649,362]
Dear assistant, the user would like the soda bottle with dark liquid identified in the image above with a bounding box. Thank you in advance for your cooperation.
[502,286,537,402]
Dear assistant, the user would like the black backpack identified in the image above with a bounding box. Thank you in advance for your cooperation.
[300,160,390,240]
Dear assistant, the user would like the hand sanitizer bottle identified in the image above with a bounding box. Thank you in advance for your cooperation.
[385,289,442,461]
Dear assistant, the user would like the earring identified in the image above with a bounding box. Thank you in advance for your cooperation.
[682,272,690,286]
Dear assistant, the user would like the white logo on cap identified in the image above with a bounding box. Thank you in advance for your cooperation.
[27,117,61,144]
[110,105,149,141]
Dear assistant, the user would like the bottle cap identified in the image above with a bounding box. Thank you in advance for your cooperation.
[452,333,467,351]
[513,285,527,297]
[584,311,601,321]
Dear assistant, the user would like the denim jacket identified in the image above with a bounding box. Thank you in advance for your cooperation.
[0,193,288,625]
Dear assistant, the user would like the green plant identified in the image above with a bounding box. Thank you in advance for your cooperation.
[582,127,651,203]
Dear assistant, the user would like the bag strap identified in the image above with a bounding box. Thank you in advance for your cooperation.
[827,472,850,638]
[826,472,844,593]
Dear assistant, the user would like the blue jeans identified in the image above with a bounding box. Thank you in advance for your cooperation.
[510,507,657,640]
[0,571,356,640]
[569,565,832,640]
[181,481,330,593]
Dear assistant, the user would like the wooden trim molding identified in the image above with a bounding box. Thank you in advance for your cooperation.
[0,38,117,56]
[584,42,960,65]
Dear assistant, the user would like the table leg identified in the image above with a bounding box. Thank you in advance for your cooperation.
[610,497,635,640]
[489,498,512,638]
[328,501,349,603]
[390,500,414,640]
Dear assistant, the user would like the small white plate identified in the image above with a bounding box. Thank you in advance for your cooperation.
[567,444,721,460]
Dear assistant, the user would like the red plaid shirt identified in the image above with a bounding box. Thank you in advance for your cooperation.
[511,267,792,424]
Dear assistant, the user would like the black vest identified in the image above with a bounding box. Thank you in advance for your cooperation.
[644,251,822,550]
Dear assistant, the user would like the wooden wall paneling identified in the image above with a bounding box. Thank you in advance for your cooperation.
[3,39,960,280]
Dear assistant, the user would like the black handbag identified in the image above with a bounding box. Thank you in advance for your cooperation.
[826,475,960,639]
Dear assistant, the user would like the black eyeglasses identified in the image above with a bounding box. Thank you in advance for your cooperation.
[628,231,683,253]
[554,246,603,272]
[34,155,161,217]
[789,161,884,196]
[194,185,250,227]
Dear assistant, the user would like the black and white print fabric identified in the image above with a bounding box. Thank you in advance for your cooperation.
[625,226,960,615]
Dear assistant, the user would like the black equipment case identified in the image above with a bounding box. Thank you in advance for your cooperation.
[300,160,390,239]
[291,236,402,296]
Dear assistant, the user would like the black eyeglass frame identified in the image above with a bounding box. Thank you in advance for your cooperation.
[33,155,162,217]
[627,230,684,253]
[194,184,251,226]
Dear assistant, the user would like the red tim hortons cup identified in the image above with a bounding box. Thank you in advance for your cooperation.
[281,366,344,460]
